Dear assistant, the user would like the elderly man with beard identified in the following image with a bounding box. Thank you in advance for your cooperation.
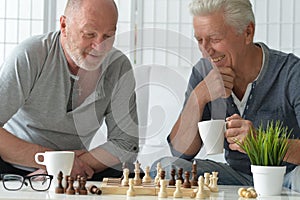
[0,0,139,180]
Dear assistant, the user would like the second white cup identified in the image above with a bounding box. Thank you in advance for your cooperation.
[198,120,226,155]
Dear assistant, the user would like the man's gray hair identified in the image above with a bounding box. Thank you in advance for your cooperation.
[189,0,255,34]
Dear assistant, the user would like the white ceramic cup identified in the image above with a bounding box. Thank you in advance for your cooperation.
[35,151,75,191]
[198,120,226,155]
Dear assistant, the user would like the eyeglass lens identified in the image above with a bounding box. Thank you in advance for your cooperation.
[2,174,24,191]
[29,175,52,191]
[2,174,52,191]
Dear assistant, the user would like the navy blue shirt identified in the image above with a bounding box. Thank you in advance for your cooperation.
[169,43,300,175]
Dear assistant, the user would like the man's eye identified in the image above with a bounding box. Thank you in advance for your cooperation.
[211,38,221,43]
[196,38,202,44]
[84,33,96,38]
[103,34,115,40]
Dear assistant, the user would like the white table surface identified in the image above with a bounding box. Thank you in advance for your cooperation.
[0,181,300,200]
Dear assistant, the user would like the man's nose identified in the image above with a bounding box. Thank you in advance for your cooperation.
[91,38,106,51]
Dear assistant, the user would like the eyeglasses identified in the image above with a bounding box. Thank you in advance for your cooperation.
[1,174,53,191]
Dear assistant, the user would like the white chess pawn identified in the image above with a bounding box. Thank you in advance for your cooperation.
[158,179,168,198]
[126,178,136,197]
[121,168,130,186]
[196,176,208,199]
[173,180,183,198]
[142,166,152,183]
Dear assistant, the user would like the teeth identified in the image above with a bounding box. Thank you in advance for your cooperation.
[211,55,225,62]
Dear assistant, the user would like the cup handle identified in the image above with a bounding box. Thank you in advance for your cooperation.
[35,153,45,165]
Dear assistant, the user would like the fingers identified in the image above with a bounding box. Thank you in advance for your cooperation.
[27,169,47,176]
[226,113,242,121]
[225,116,254,153]
[202,67,235,100]
[71,156,94,179]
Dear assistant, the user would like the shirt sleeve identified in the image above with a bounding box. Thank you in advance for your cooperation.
[0,37,43,126]
[98,53,139,164]
[167,59,213,159]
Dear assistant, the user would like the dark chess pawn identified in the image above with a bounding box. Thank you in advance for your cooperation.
[169,169,176,186]
[75,175,81,194]
[183,171,191,188]
[79,177,88,195]
[66,176,76,195]
[89,185,102,195]
[55,171,64,194]
[177,168,184,184]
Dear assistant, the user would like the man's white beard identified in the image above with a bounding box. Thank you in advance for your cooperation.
[64,41,105,71]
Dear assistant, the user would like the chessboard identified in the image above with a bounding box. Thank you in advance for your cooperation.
[99,177,199,197]
[99,160,218,198]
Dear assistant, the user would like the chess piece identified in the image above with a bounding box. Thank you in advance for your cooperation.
[126,178,136,197]
[204,172,210,187]
[78,177,88,195]
[191,160,198,187]
[182,171,191,188]
[75,175,81,194]
[177,168,184,184]
[121,168,130,186]
[154,162,162,185]
[196,176,209,199]
[142,166,152,184]
[209,172,219,192]
[158,179,168,198]
[208,174,213,189]
[133,160,142,186]
[64,175,70,193]
[55,171,64,194]
[121,162,127,179]
[173,180,183,198]
[169,169,176,186]
[158,170,166,187]
[88,185,102,195]
[66,176,75,195]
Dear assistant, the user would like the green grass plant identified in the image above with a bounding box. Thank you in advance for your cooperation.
[236,121,291,166]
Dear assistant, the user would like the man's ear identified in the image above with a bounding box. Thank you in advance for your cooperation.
[60,15,67,36]
[244,22,255,44]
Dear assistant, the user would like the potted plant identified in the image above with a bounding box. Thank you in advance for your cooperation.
[236,120,291,196]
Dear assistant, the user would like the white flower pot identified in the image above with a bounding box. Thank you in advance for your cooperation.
[251,165,286,196]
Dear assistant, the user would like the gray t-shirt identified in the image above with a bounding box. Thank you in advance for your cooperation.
[0,31,139,164]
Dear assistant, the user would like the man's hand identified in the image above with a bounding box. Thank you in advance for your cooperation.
[225,114,255,152]
[27,168,47,176]
[198,67,235,103]
[71,150,94,179]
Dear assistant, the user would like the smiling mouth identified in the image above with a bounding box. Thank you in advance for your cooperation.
[211,55,225,62]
